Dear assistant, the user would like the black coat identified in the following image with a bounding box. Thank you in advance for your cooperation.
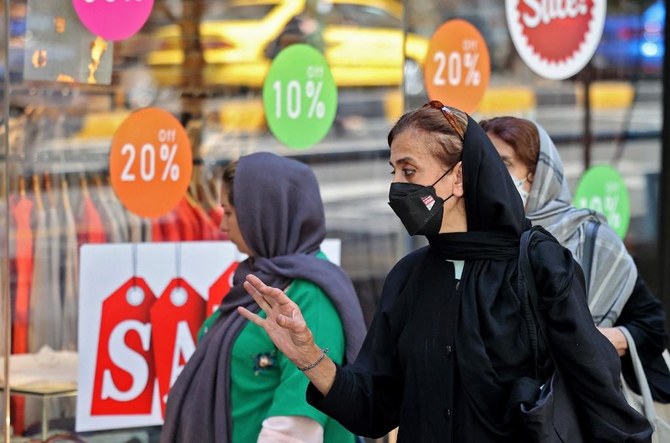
[308,234,652,442]
[308,114,651,442]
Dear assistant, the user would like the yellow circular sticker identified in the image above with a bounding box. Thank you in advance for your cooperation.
[424,19,491,114]
[109,108,192,218]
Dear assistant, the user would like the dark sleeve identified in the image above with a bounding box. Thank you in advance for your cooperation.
[306,250,423,438]
[529,232,653,442]
[615,275,668,363]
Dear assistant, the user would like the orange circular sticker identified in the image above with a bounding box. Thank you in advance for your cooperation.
[110,108,192,218]
[424,19,491,114]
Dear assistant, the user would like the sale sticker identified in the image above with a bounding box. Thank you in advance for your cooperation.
[150,278,205,417]
[423,19,491,115]
[109,108,192,218]
[91,277,157,416]
[574,165,630,239]
[506,0,606,80]
[263,44,337,149]
[72,0,154,41]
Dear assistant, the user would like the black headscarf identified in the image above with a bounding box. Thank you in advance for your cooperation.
[427,116,532,436]
[161,152,366,443]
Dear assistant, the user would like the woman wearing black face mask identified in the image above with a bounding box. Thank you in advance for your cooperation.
[237,102,653,442]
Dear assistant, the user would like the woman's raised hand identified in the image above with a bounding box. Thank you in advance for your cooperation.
[239,274,319,366]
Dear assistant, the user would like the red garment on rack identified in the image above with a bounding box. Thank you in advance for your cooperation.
[208,207,224,230]
[10,196,33,353]
[78,195,107,246]
[151,217,163,242]
[192,203,221,241]
[159,210,181,242]
[175,198,199,241]
[10,195,34,435]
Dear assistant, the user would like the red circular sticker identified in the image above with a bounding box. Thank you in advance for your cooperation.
[506,0,606,79]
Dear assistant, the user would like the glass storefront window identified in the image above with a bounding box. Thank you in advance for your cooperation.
[0,0,666,441]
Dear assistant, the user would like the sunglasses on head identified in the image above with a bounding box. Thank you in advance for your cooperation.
[425,100,465,141]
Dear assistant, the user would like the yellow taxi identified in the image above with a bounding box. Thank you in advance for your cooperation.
[146,0,428,89]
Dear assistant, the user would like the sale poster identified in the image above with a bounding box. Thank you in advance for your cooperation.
[76,240,340,431]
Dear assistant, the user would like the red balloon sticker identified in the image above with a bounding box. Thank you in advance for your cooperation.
[506,0,606,79]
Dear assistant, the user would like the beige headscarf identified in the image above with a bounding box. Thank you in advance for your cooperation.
[526,122,637,326]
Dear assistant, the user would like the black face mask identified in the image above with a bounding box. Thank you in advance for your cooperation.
[388,166,455,236]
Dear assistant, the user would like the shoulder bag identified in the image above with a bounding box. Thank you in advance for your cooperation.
[515,228,586,442]
[619,327,670,443]
[582,219,670,443]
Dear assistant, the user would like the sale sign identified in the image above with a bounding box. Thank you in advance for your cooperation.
[506,0,606,80]
[424,19,491,114]
[263,44,338,149]
[72,0,154,41]
[109,108,192,218]
[76,240,341,431]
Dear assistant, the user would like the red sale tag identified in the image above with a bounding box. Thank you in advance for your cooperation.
[150,278,206,416]
[207,262,239,316]
[91,277,157,415]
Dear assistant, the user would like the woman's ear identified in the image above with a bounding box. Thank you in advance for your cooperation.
[452,161,464,197]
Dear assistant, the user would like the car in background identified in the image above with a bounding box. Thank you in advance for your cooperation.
[146,0,428,90]
[592,0,664,78]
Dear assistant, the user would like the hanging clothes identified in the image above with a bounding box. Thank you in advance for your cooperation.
[125,208,143,243]
[28,187,60,351]
[140,215,153,242]
[208,206,224,230]
[103,176,134,243]
[159,209,181,242]
[10,194,33,354]
[46,184,64,349]
[93,179,125,244]
[175,197,199,241]
[9,192,34,436]
[189,199,221,241]
[77,191,107,246]
[0,198,6,358]
[61,178,79,351]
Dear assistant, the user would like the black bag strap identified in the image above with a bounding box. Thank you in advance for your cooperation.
[581,218,600,290]
[517,234,539,378]
[519,229,557,370]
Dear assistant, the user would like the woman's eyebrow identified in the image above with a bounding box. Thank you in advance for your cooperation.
[389,157,413,167]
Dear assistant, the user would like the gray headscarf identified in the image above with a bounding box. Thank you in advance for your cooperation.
[161,152,366,443]
[526,122,637,326]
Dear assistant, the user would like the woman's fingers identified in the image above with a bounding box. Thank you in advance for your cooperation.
[237,306,264,326]
[276,311,305,331]
[244,274,294,307]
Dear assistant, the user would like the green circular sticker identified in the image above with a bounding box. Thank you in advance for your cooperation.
[263,44,337,149]
[574,165,630,239]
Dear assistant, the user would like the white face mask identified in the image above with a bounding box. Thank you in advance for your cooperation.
[510,173,529,207]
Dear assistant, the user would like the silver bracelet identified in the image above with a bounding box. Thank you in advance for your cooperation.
[297,348,329,372]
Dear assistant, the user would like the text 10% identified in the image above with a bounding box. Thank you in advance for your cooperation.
[272,79,326,120]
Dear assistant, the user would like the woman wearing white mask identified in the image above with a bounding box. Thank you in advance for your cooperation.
[481,116,670,403]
